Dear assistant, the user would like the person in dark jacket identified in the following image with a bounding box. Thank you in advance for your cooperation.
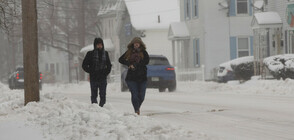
[119,37,149,115]
[82,38,112,107]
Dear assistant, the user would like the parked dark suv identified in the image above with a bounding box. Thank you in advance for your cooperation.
[121,55,176,92]
[8,66,43,90]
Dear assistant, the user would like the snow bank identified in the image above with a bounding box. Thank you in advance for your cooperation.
[179,78,294,96]
[0,82,192,140]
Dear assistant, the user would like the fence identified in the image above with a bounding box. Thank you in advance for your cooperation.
[175,65,205,81]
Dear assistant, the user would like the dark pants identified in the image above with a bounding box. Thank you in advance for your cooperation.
[126,80,147,112]
[90,79,107,107]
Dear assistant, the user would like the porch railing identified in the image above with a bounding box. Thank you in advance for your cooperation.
[175,66,205,81]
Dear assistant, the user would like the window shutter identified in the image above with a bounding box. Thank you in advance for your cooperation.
[250,36,253,55]
[197,39,200,65]
[230,37,237,59]
[249,0,253,16]
[229,0,236,16]
[184,0,187,19]
[193,39,200,66]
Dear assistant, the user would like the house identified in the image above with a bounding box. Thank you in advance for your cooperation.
[251,0,294,76]
[39,39,70,83]
[124,0,180,63]
[169,0,254,81]
[85,0,180,81]
[80,0,139,81]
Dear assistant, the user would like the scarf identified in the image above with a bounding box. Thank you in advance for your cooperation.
[129,49,141,64]
[93,49,106,71]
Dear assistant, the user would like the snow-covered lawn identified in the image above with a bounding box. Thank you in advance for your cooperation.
[1,78,294,140]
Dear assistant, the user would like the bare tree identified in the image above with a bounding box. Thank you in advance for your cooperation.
[0,0,22,72]
[22,0,39,105]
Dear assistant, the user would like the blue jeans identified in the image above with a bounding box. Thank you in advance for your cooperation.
[126,80,147,112]
[90,79,107,107]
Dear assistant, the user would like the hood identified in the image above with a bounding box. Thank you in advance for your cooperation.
[93,38,104,50]
[127,37,146,51]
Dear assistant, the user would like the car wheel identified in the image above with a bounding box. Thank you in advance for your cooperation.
[159,87,165,92]
[121,82,128,92]
[9,80,13,90]
[168,86,176,92]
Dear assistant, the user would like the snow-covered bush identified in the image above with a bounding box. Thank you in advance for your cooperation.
[263,54,294,80]
[230,56,254,82]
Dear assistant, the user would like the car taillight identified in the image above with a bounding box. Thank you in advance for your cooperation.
[40,73,43,80]
[16,73,19,79]
[166,67,175,71]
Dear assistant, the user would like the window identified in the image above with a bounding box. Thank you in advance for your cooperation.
[50,63,55,74]
[193,39,200,66]
[149,57,170,65]
[45,63,49,71]
[236,0,248,14]
[192,0,198,18]
[56,63,59,75]
[237,37,249,57]
[184,0,191,20]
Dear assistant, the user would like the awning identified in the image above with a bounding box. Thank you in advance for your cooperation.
[80,38,115,53]
[251,12,282,29]
[168,22,190,40]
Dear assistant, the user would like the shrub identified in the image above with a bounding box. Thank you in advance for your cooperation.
[263,54,294,80]
[231,62,254,81]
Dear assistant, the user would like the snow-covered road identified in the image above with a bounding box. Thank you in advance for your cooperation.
[61,80,294,140]
[1,79,294,139]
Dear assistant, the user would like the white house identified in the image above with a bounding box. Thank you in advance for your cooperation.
[169,0,254,81]
[39,40,70,83]
[124,0,180,62]
[264,0,294,54]
[250,0,294,76]
[80,0,126,81]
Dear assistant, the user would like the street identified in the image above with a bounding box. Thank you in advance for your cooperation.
[60,81,294,140]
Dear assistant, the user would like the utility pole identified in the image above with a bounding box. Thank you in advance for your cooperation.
[22,0,40,105]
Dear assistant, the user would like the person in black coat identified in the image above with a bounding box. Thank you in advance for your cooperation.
[119,37,149,115]
[82,38,112,107]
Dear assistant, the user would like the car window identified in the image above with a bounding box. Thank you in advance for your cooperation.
[218,67,225,73]
[149,57,170,65]
[16,67,24,71]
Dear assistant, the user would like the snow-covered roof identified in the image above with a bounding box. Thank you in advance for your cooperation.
[168,22,189,40]
[252,12,282,29]
[80,39,115,53]
[124,0,180,30]
[97,1,120,16]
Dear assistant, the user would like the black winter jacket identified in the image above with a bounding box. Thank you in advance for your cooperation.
[119,50,149,82]
[82,38,112,82]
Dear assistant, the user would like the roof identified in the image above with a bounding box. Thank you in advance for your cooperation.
[80,38,115,53]
[168,22,190,40]
[251,12,282,29]
[124,0,180,30]
[97,1,122,16]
